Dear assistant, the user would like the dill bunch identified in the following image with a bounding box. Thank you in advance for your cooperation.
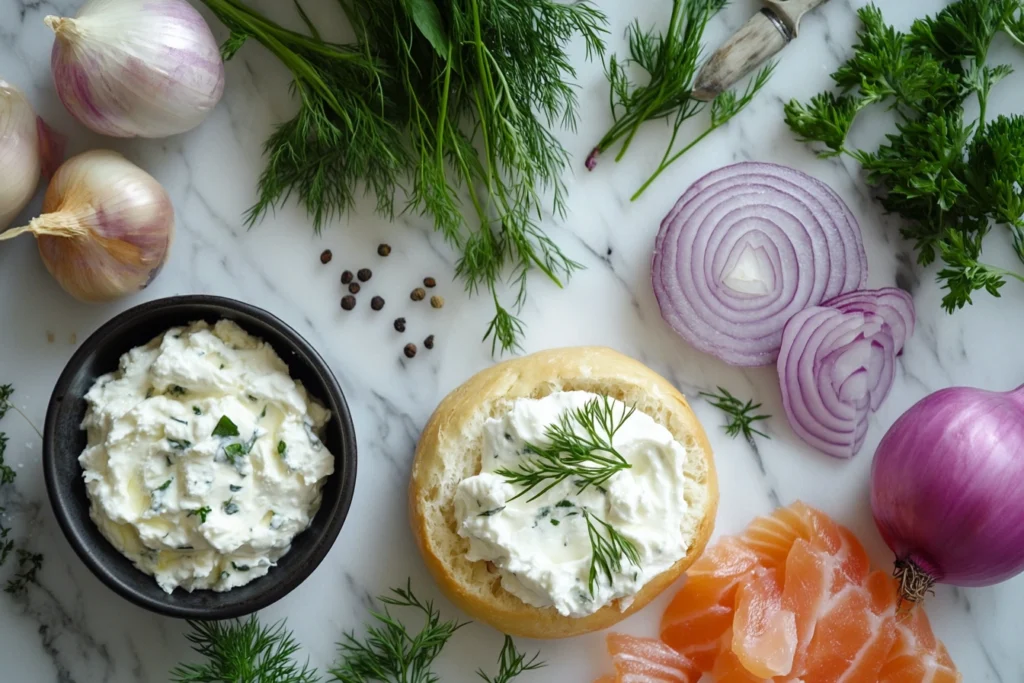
[200,0,607,354]
[785,1,1024,311]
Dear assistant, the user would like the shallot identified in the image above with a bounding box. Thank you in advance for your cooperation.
[0,81,64,229]
[872,385,1024,604]
[46,0,224,138]
[0,150,174,302]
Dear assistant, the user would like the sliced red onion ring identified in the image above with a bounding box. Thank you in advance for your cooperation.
[652,162,867,366]
[778,306,897,459]
[822,287,915,354]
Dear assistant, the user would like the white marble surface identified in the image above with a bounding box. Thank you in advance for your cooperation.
[1,0,1022,681]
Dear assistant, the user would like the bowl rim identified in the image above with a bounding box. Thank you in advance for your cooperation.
[43,294,357,619]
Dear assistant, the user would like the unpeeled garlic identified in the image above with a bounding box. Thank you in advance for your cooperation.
[0,81,64,229]
[0,150,174,302]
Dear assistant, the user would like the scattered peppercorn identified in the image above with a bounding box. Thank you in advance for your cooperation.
[394,317,407,332]
[430,295,444,309]
[411,287,426,301]
[341,295,356,310]
[377,244,391,257]
[348,282,361,294]
[358,268,372,282]
[320,250,333,264]
[423,276,437,288]
[424,335,435,350]
[371,296,385,311]
[404,343,417,358]
[341,270,354,284]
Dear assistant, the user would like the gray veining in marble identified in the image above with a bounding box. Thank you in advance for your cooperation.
[1,0,1022,681]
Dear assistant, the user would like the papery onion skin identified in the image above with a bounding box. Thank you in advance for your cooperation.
[778,306,896,458]
[871,385,1024,592]
[47,0,225,138]
[0,82,43,229]
[30,150,173,302]
[652,162,867,366]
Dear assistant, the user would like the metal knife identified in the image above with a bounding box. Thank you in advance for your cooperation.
[693,0,830,102]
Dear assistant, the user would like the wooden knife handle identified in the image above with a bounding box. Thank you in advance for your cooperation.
[764,0,829,36]
[692,11,787,101]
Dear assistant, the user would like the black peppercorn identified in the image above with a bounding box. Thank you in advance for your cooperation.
[357,268,372,282]
[341,295,356,310]
[411,287,426,301]
[404,343,417,358]
[377,244,391,257]
[423,276,436,288]
[371,296,385,311]
[394,317,407,332]
[348,282,361,294]
[424,335,435,349]
[320,250,333,264]
[341,270,354,284]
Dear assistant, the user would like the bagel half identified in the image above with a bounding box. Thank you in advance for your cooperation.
[409,346,718,638]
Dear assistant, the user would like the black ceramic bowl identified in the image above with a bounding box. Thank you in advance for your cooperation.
[43,295,357,619]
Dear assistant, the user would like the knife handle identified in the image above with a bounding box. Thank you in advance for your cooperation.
[765,0,829,36]
[692,11,787,101]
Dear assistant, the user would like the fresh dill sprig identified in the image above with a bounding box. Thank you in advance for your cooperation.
[170,617,320,683]
[496,396,635,501]
[588,0,773,198]
[784,1,1024,312]
[4,549,44,595]
[584,509,641,596]
[0,384,13,421]
[477,635,544,683]
[199,0,607,354]
[329,580,468,683]
[700,387,770,441]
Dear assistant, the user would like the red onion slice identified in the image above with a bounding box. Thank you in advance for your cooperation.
[778,306,896,459]
[652,162,867,366]
[822,287,915,354]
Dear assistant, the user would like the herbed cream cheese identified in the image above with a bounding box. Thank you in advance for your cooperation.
[80,320,335,593]
[453,391,694,618]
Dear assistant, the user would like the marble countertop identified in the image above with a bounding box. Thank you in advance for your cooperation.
[1,0,1022,681]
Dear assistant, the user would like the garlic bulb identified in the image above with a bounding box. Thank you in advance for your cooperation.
[0,150,174,302]
[46,0,225,138]
[0,81,64,229]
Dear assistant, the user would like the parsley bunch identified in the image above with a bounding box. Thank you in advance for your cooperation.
[785,1,1024,311]
[199,0,606,354]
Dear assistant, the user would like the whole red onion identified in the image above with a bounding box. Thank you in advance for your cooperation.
[871,385,1024,603]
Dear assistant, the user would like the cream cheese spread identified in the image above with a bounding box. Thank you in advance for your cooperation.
[453,391,695,618]
[79,320,335,593]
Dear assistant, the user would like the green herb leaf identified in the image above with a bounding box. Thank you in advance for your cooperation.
[584,509,641,596]
[405,0,450,58]
[168,385,188,397]
[477,635,545,683]
[4,549,43,595]
[168,438,193,451]
[170,618,320,683]
[193,406,202,416]
[156,479,173,492]
[213,416,240,438]
[699,387,771,441]
[223,498,240,515]
[0,384,13,421]
[188,506,212,523]
[277,441,286,455]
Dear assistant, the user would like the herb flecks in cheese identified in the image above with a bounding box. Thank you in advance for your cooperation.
[79,320,335,594]
[453,391,695,618]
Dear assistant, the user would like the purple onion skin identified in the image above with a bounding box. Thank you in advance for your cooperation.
[871,385,1024,587]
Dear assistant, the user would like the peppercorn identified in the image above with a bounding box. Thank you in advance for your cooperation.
[430,295,444,309]
[377,244,392,257]
[348,282,361,294]
[371,296,385,311]
[341,270,354,284]
[423,276,437,288]
[320,249,333,264]
[404,343,417,358]
[394,317,407,332]
[411,287,426,301]
[358,268,372,282]
[341,295,356,310]
[424,335,435,350]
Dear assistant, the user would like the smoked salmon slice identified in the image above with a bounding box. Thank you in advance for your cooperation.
[660,537,760,670]
[599,502,961,683]
[602,633,699,682]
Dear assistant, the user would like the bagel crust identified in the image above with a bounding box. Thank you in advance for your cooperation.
[409,347,718,639]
